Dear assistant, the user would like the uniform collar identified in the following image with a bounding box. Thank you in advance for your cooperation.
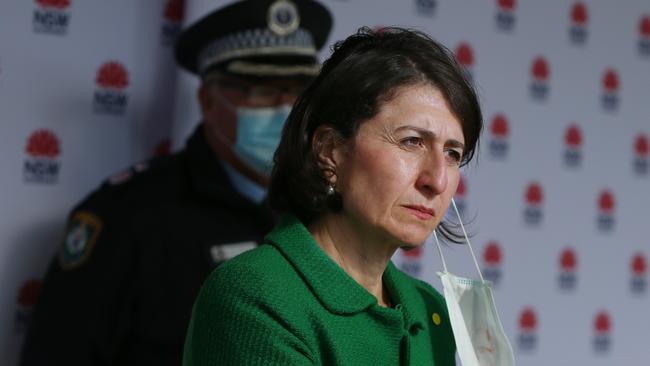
[221,160,267,204]
[265,214,425,329]
[185,123,262,210]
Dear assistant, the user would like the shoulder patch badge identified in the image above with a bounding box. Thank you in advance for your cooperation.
[59,211,103,270]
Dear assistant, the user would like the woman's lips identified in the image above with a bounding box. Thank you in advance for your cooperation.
[403,205,436,220]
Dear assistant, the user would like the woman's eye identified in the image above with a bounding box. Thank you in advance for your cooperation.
[400,136,424,148]
[445,149,463,165]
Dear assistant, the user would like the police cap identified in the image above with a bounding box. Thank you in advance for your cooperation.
[175,0,333,79]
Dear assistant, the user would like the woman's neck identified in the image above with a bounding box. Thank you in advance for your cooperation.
[308,213,398,307]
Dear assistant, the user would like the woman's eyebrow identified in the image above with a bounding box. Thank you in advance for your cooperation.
[447,140,465,151]
[394,125,465,150]
[394,125,433,137]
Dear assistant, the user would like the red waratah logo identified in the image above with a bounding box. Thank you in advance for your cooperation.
[640,15,650,39]
[602,68,619,93]
[564,123,583,166]
[571,2,587,26]
[498,0,515,12]
[456,176,466,198]
[491,114,509,138]
[17,280,41,307]
[36,0,70,9]
[154,139,172,157]
[26,129,61,158]
[23,129,61,183]
[635,133,649,157]
[524,182,543,225]
[525,182,543,206]
[482,241,503,284]
[593,310,612,351]
[531,57,550,82]
[518,306,538,350]
[96,62,129,90]
[93,62,129,114]
[402,246,423,258]
[14,279,42,335]
[415,0,436,16]
[453,176,468,214]
[560,248,577,272]
[519,307,537,331]
[530,57,550,99]
[597,189,615,231]
[594,311,611,335]
[484,241,502,266]
[565,124,582,148]
[33,0,70,35]
[558,247,578,290]
[400,245,423,277]
[598,190,615,214]
[601,68,620,110]
[495,0,516,31]
[455,42,474,68]
[630,252,647,293]
[632,253,647,275]
[489,114,509,158]
[569,2,588,44]
[633,133,649,174]
[164,0,184,22]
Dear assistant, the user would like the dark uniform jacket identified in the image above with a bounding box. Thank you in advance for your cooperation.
[21,124,276,365]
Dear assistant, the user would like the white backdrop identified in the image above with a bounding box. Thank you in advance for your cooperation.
[2,0,649,365]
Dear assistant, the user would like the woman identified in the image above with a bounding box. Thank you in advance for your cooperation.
[183,27,482,366]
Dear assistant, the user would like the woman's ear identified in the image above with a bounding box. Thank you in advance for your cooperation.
[312,125,345,184]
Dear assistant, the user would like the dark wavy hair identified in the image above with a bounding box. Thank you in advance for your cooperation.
[269,27,483,242]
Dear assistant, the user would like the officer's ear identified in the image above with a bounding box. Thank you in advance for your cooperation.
[198,83,214,115]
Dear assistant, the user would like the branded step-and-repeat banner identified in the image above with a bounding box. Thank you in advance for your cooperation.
[1,0,648,364]
[0,0,183,364]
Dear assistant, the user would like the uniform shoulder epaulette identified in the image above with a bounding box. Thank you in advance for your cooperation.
[103,151,181,189]
[106,161,150,186]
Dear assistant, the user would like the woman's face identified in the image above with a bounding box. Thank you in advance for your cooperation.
[333,84,465,247]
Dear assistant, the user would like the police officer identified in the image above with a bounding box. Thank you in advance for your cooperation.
[20,1,332,365]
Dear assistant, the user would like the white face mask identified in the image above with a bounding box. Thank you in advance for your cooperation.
[433,198,516,366]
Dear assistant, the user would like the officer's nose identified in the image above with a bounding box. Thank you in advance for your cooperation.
[279,91,297,105]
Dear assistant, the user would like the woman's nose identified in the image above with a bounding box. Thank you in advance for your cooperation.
[415,152,448,196]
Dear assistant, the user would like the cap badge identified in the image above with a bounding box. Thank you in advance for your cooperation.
[268,0,300,36]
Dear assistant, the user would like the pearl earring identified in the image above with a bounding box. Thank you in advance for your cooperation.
[326,184,335,195]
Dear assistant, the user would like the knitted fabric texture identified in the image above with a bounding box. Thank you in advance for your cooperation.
[183,215,456,365]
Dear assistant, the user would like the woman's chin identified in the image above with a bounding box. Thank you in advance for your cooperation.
[391,230,430,248]
[386,221,434,247]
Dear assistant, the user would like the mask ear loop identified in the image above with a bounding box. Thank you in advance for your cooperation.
[432,230,448,273]
[451,197,486,284]
[434,198,486,284]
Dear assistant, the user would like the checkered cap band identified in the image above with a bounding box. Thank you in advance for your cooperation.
[197,28,317,75]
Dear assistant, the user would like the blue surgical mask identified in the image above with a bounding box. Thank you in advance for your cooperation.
[232,105,291,175]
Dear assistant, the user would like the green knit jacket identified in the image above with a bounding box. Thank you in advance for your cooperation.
[183,215,456,365]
